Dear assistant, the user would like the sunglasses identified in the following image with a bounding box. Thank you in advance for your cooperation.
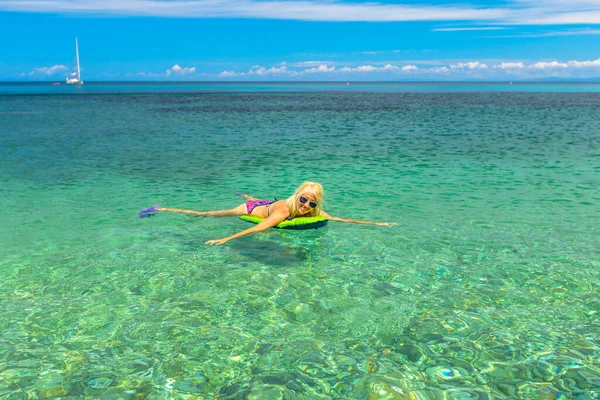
[299,196,318,209]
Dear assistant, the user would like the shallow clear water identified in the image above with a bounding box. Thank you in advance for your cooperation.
[1,86,599,399]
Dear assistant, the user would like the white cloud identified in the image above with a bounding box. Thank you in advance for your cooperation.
[166,64,196,77]
[524,59,600,69]
[302,64,336,74]
[540,28,600,36]
[220,64,294,77]
[249,65,291,76]
[3,0,600,28]
[355,65,376,72]
[9,1,600,25]
[505,1,600,24]
[292,61,334,67]
[567,58,600,67]
[494,62,525,69]
[218,62,421,78]
[510,11,600,25]
[125,71,162,78]
[429,67,450,73]
[215,57,600,80]
[490,58,600,71]
[530,61,569,69]
[331,64,413,74]
[27,64,68,76]
[487,28,600,38]
[450,61,488,69]
[432,27,507,32]
[219,70,241,78]
[0,0,509,22]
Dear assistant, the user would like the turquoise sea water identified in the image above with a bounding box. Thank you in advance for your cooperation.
[3,82,600,95]
[1,83,599,399]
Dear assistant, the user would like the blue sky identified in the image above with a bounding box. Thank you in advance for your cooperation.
[1,0,600,81]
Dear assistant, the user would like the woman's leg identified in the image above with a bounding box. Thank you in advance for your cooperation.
[239,194,259,201]
[158,203,248,217]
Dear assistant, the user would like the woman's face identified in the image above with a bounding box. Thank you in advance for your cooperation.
[298,192,318,215]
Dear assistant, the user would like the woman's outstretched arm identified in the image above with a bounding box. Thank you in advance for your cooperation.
[205,208,290,245]
[154,203,248,217]
[319,211,397,226]
[157,207,206,216]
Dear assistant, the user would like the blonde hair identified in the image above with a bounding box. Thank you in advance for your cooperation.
[286,181,324,218]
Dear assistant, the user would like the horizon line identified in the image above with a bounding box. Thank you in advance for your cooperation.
[2,80,600,84]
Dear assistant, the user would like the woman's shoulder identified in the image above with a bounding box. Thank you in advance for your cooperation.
[274,199,289,207]
[272,200,290,212]
[318,209,331,218]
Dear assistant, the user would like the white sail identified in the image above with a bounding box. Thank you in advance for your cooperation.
[75,37,81,80]
[66,37,83,85]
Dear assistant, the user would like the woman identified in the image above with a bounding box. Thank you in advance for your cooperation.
[139,182,396,246]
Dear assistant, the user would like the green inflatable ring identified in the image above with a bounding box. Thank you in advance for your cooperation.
[240,215,328,230]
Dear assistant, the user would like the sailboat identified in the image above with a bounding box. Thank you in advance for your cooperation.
[66,37,83,85]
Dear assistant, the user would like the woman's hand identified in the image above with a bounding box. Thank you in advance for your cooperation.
[205,238,230,246]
